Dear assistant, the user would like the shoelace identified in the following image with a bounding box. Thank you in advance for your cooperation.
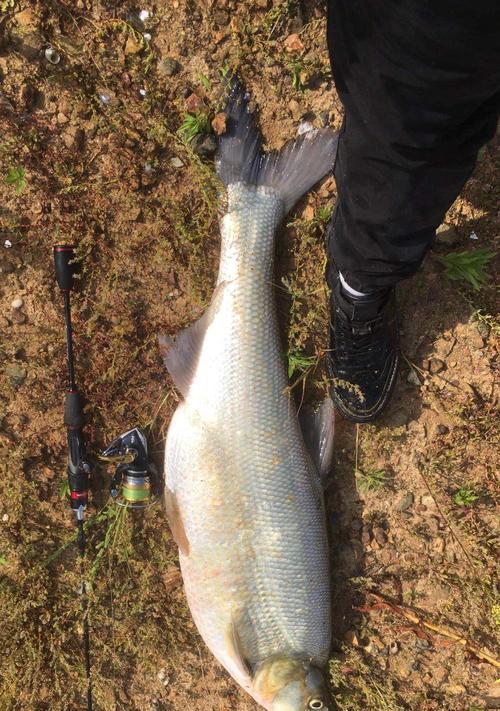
[333,308,386,371]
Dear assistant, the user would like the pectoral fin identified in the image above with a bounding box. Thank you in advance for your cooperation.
[158,282,228,398]
[164,487,190,556]
[299,397,335,481]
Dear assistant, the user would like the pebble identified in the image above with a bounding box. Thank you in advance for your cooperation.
[192,133,217,157]
[388,640,399,655]
[476,321,490,339]
[344,629,360,646]
[407,369,421,386]
[125,34,143,55]
[10,310,26,325]
[395,492,414,512]
[158,57,181,77]
[169,156,184,168]
[428,357,446,374]
[288,98,302,118]
[6,364,27,387]
[435,223,459,247]
[63,127,85,151]
[44,47,60,65]
[372,526,388,546]
[11,297,23,309]
[421,494,437,510]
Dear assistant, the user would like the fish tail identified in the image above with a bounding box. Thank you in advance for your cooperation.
[216,78,338,214]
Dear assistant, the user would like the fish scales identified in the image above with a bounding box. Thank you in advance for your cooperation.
[166,185,330,670]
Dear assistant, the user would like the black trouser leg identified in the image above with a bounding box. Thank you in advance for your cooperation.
[326,0,500,292]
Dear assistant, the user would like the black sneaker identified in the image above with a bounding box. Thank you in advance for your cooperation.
[327,269,399,423]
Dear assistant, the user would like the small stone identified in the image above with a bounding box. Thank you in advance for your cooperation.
[6,364,27,387]
[302,204,315,221]
[44,47,61,65]
[10,310,27,325]
[185,93,201,113]
[1,513,8,522]
[344,630,360,646]
[11,297,23,309]
[372,526,388,546]
[442,683,466,696]
[125,34,143,55]
[284,33,305,54]
[476,321,490,339]
[192,133,217,157]
[435,223,459,247]
[319,110,330,127]
[57,112,69,124]
[288,99,302,118]
[169,156,184,168]
[432,537,445,554]
[387,641,399,655]
[15,8,37,28]
[158,57,180,77]
[468,328,484,350]
[395,492,414,512]
[407,369,421,386]
[421,494,437,511]
[63,127,85,151]
[436,424,449,435]
[428,358,446,375]
[214,10,230,27]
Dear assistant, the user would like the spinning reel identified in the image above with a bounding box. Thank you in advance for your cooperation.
[99,427,159,509]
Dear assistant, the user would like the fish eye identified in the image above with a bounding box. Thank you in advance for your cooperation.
[308,700,324,710]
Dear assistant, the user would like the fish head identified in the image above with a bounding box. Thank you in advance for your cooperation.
[253,656,331,711]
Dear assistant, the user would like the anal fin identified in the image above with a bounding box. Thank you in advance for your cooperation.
[299,397,335,481]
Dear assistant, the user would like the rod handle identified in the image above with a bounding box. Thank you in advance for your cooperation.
[54,244,78,291]
[64,391,85,427]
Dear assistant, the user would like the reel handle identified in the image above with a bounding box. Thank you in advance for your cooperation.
[53,244,78,291]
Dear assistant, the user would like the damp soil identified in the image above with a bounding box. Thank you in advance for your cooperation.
[0,2,498,710]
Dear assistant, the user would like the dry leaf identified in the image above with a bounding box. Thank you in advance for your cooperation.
[212,112,227,135]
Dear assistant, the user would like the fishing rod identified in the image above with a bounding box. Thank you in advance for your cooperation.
[53,244,93,711]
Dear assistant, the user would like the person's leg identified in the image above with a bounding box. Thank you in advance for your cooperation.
[327,0,500,292]
[326,0,500,422]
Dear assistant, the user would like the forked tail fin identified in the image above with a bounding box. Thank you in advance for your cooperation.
[216,78,338,214]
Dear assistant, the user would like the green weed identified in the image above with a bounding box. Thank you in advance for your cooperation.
[198,73,212,92]
[287,349,317,379]
[438,249,495,290]
[452,485,479,507]
[177,112,210,142]
[356,469,386,493]
[4,166,26,194]
[290,60,307,92]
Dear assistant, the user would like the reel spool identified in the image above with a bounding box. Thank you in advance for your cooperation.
[99,427,159,509]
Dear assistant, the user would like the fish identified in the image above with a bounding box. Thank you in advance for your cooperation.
[160,79,338,711]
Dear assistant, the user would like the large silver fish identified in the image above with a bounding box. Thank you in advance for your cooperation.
[160,81,338,711]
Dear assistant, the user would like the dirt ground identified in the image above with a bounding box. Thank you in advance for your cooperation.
[0,1,498,710]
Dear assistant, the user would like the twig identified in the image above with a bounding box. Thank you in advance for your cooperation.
[364,591,500,670]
